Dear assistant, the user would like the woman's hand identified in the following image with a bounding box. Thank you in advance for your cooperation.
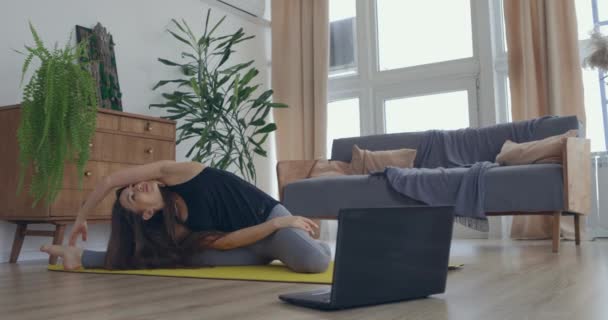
[68,216,88,246]
[271,216,319,236]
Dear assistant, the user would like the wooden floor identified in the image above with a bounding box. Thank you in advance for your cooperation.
[1,239,607,320]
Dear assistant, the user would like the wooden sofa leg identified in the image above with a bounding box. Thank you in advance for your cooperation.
[9,223,27,263]
[552,212,561,253]
[574,214,581,246]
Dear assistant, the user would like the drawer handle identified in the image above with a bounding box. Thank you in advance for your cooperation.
[84,171,92,177]
[145,122,153,131]
[145,148,154,154]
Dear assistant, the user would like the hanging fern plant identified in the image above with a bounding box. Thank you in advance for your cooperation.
[16,22,98,207]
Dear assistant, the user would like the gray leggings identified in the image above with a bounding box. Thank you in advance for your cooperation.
[82,204,331,273]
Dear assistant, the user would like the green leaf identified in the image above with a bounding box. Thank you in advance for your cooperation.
[171,19,188,34]
[270,102,288,108]
[158,58,182,66]
[181,64,197,76]
[253,147,267,157]
[197,36,208,47]
[216,75,230,88]
[218,48,231,67]
[249,118,265,126]
[240,68,258,86]
[219,61,254,74]
[230,74,240,110]
[233,35,255,45]
[168,30,193,47]
[189,78,201,96]
[181,19,197,43]
[207,15,227,38]
[258,133,269,146]
[185,141,197,158]
[181,52,198,60]
[251,106,271,125]
[253,123,277,135]
[202,8,211,38]
[251,90,273,108]
[152,79,187,90]
[19,52,35,85]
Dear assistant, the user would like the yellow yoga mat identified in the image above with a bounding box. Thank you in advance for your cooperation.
[48,261,334,284]
[48,262,464,284]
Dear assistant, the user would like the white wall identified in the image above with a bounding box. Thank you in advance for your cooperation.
[0,0,274,262]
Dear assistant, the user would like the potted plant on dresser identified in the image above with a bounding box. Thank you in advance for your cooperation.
[0,23,177,264]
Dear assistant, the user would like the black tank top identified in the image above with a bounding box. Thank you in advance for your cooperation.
[166,167,279,232]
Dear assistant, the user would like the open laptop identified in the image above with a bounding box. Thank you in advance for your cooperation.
[278,206,455,311]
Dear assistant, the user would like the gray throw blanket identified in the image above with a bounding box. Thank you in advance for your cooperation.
[380,117,550,232]
[384,162,496,232]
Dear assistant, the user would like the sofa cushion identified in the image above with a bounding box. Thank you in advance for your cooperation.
[350,145,417,174]
[309,160,352,177]
[495,130,577,165]
[282,164,563,217]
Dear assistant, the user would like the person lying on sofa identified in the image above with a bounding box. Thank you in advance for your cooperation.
[40,160,331,273]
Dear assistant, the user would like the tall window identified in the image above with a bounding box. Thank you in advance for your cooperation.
[326,0,484,158]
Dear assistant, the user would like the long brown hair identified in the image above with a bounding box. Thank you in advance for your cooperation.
[104,186,222,270]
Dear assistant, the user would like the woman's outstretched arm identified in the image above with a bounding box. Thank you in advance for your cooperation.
[69,160,199,245]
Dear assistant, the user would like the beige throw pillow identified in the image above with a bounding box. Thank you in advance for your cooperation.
[308,160,353,177]
[350,145,417,174]
[495,130,578,165]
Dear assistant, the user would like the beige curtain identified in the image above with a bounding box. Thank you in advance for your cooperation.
[504,0,586,239]
[271,0,329,161]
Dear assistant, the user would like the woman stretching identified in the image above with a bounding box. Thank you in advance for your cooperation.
[40,161,331,273]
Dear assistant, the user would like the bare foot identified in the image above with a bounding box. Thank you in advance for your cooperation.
[40,245,83,270]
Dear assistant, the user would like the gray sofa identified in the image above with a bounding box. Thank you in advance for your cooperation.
[279,116,591,253]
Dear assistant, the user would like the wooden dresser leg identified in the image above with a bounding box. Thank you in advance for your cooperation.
[552,212,561,253]
[9,223,27,263]
[574,214,581,246]
[49,224,66,265]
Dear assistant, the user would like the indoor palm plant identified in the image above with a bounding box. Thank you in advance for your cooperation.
[16,23,98,206]
[151,9,286,183]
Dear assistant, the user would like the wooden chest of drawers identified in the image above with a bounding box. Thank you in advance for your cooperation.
[0,105,176,263]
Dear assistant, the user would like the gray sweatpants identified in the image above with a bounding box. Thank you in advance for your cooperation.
[82,204,332,273]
